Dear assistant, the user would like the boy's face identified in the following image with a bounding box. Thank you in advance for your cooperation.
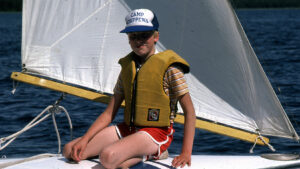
[128,31,159,59]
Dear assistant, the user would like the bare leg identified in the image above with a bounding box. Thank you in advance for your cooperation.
[63,126,159,168]
[118,157,143,169]
[63,126,119,160]
[100,131,158,169]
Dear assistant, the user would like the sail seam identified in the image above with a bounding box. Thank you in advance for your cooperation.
[98,0,113,92]
[178,1,187,51]
[49,0,112,49]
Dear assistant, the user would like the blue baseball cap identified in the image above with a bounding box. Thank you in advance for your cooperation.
[120,9,159,33]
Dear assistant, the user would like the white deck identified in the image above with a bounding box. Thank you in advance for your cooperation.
[1,154,300,169]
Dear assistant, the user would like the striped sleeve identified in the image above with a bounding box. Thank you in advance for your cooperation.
[163,66,189,100]
[113,74,124,96]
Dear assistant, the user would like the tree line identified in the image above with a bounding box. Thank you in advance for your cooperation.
[0,0,22,11]
[0,0,300,11]
[230,0,300,8]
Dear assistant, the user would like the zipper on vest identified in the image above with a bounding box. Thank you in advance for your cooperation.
[130,63,141,128]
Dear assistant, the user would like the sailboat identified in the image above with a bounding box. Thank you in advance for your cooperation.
[1,0,300,168]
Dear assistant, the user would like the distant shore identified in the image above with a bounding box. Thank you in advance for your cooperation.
[230,0,300,9]
[0,0,22,12]
[0,0,300,11]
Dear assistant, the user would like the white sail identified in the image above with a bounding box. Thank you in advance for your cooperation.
[21,0,299,140]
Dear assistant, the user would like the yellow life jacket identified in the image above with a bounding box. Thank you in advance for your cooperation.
[119,50,190,127]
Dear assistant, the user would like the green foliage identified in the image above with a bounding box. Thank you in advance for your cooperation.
[0,0,22,11]
[0,0,300,11]
[230,0,300,8]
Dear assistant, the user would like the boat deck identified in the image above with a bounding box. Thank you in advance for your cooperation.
[1,154,300,169]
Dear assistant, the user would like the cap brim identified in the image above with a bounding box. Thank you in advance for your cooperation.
[120,26,156,33]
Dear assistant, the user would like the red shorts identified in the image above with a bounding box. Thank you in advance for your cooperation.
[115,122,174,160]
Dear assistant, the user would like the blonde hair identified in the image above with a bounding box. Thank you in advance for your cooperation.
[153,31,159,44]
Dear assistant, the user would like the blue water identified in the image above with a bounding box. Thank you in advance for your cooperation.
[0,9,299,158]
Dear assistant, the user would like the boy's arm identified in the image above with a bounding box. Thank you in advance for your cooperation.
[71,93,124,161]
[172,92,196,168]
[81,93,124,141]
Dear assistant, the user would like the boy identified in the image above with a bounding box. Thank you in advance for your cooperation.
[63,8,196,169]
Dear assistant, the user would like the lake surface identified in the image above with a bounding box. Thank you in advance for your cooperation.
[0,9,299,158]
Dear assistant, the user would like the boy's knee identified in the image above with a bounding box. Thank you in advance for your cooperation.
[100,147,118,168]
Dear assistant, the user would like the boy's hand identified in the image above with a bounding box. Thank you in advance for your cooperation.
[172,153,191,168]
[71,138,88,162]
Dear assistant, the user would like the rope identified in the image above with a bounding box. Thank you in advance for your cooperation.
[49,104,73,153]
[250,131,276,153]
[0,97,73,154]
[11,80,19,95]
[0,106,52,151]
[0,153,60,168]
